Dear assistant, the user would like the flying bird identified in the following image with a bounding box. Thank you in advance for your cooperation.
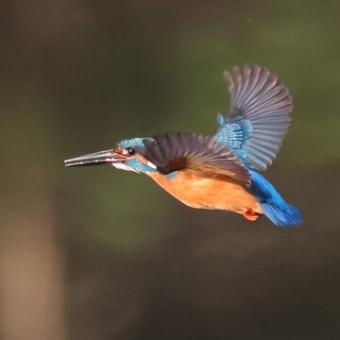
[65,65,303,226]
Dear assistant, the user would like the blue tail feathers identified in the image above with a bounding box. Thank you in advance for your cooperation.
[249,170,303,227]
[260,201,303,227]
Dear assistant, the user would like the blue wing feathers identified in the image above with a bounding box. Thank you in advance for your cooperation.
[214,65,293,171]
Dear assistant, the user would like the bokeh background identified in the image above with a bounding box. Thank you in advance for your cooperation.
[1,1,339,339]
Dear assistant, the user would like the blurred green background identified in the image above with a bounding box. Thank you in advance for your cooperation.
[0,0,339,339]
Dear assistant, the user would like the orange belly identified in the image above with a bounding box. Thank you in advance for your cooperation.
[147,171,263,221]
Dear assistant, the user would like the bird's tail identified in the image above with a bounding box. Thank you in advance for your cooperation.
[249,170,303,227]
[260,201,303,227]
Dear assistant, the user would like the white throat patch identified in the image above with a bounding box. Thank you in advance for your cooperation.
[112,163,140,173]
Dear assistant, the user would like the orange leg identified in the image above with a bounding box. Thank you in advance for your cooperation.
[243,208,263,221]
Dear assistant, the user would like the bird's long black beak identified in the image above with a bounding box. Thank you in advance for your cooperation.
[64,149,126,167]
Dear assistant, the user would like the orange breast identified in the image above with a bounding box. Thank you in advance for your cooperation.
[147,171,262,218]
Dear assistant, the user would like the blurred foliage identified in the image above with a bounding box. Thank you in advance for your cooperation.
[0,0,340,339]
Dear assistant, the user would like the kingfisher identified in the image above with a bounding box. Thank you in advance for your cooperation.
[65,65,303,226]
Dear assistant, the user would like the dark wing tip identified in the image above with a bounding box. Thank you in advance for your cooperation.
[223,65,293,111]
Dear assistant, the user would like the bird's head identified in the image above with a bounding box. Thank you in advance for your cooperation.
[64,137,157,173]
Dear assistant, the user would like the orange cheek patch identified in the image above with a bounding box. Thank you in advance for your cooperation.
[136,154,149,163]
[136,154,144,161]
[114,147,123,154]
[135,154,157,170]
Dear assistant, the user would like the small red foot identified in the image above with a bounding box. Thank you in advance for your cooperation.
[243,208,263,221]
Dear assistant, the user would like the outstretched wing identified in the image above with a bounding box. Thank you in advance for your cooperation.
[214,65,293,171]
[138,132,250,186]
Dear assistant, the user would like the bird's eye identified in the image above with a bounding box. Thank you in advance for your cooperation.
[126,147,135,156]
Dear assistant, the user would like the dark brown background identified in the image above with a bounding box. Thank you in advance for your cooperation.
[0,1,339,339]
